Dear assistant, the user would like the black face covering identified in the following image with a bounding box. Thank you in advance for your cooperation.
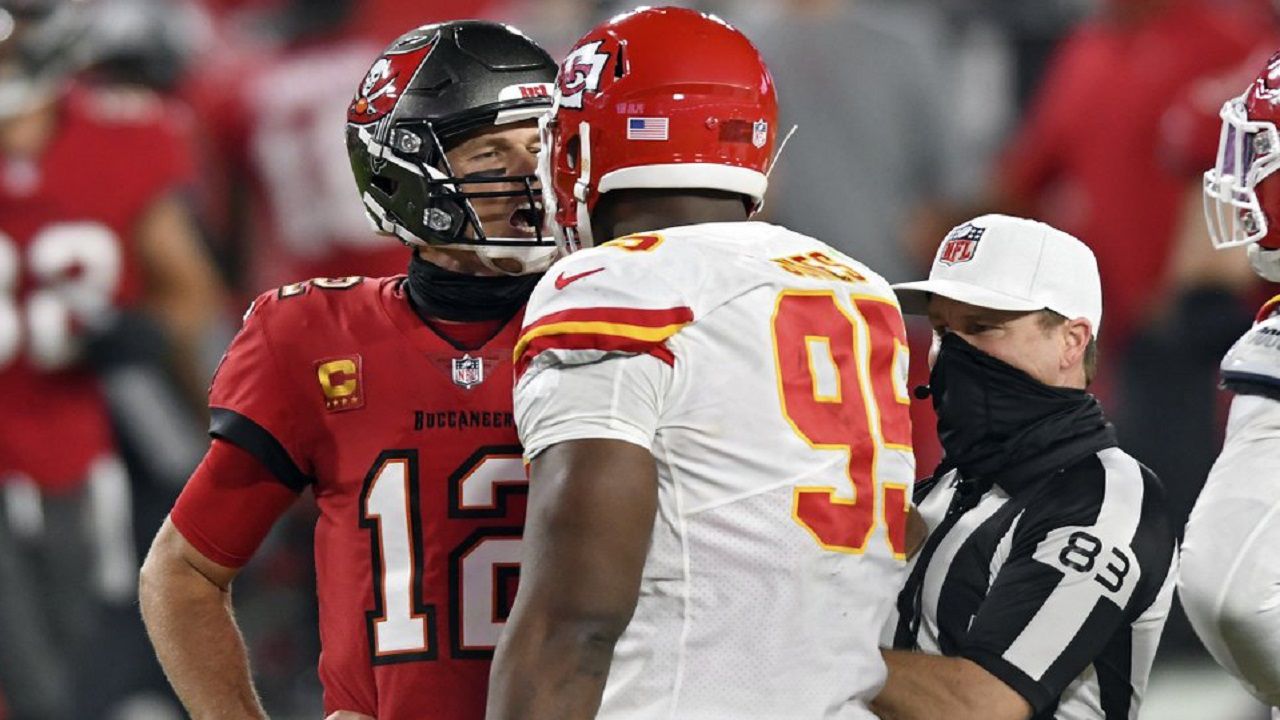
[893,332,1118,651]
[405,253,541,323]
[928,332,1114,488]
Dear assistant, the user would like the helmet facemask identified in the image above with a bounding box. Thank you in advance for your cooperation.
[537,105,596,255]
[355,112,556,275]
[1204,94,1280,249]
[535,109,569,253]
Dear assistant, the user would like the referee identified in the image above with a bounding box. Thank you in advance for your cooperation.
[875,215,1176,720]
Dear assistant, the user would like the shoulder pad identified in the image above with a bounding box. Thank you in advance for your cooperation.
[241,276,371,324]
[1256,294,1280,323]
[273,275,368,301]
[529,235,688,317]
[1222,310,1280,395]
[516,237,693,379]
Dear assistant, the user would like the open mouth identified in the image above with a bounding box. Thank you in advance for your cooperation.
[508,203,545,234]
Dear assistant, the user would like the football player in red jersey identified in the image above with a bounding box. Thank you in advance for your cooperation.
[0,0,224,717]
[188,0,445,299]
[139,20,558,720]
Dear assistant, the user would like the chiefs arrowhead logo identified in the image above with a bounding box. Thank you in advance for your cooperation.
[557,40,610,110]
[1256,51,1280,102]
[348,34,438,125]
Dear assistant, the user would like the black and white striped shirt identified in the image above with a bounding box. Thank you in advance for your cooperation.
[887,446,1177,720]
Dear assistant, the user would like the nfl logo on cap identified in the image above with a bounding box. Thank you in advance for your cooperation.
[938,223,985,266]
[452,354,484,389]
[891,214,1105,337]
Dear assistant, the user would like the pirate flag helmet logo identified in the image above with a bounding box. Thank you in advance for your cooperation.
[347,31,438,125]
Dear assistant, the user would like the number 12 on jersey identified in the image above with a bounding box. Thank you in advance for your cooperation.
[772,291,913,558]
[360,448,526,662]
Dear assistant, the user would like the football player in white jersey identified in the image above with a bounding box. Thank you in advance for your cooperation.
[1184,49,1280,716]
[487,7,915,720]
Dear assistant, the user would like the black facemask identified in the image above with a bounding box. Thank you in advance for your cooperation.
[405,253,541,323]
[928,333,1113,487]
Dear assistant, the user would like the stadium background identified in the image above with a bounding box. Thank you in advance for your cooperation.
[4,0,1275,717]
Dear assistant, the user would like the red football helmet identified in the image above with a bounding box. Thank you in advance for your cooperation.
[1204,50,1280,251]
[537,6,778,251]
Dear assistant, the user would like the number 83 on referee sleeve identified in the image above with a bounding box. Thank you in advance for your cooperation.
[771,290,914,558]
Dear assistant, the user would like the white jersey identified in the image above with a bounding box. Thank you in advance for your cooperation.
[1180,296,1280,710]
[514,221,915,719]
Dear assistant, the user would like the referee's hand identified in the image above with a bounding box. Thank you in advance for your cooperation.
[326,712,375,720]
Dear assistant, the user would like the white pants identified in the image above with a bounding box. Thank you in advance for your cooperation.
[1179,395,1280,709]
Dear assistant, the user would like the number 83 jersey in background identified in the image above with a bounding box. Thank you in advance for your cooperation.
[514,221,915,719]
[171,276,527,719]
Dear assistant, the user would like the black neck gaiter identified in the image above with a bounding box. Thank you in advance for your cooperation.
[405,253,541,323]
[929,333,1115,489]
[894,333,1117,651]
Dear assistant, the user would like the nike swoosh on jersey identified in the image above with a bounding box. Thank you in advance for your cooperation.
[554,267,605,290]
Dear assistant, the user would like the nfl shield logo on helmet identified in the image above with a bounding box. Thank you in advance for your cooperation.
[752,120,768,149]
[938,223,986,266]
[452,354,485,389]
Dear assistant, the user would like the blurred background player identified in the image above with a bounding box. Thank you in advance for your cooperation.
[994,0,1276,536]
[990,0,1280,664]
[0,0,224,717]
[489,7,914,718]
[187,0,412,298]
[138,20,557,720]
[1181,48,1280,716]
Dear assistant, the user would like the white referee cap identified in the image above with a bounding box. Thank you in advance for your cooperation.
[892,214,1103,335]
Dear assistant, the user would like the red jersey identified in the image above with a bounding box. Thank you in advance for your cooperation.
[0,86,195,492]
[175,276,527,719]
[192,37,407,295]
[1000,0,1271,346]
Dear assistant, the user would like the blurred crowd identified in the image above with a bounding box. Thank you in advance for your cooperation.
[0,0,1276,717]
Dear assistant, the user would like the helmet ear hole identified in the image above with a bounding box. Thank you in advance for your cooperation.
[371,175,399,197]
[565,135,581,171]
[614,42,627,79]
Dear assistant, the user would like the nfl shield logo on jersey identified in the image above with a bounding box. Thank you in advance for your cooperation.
[452,354,485,389]
[938,223,986,266]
